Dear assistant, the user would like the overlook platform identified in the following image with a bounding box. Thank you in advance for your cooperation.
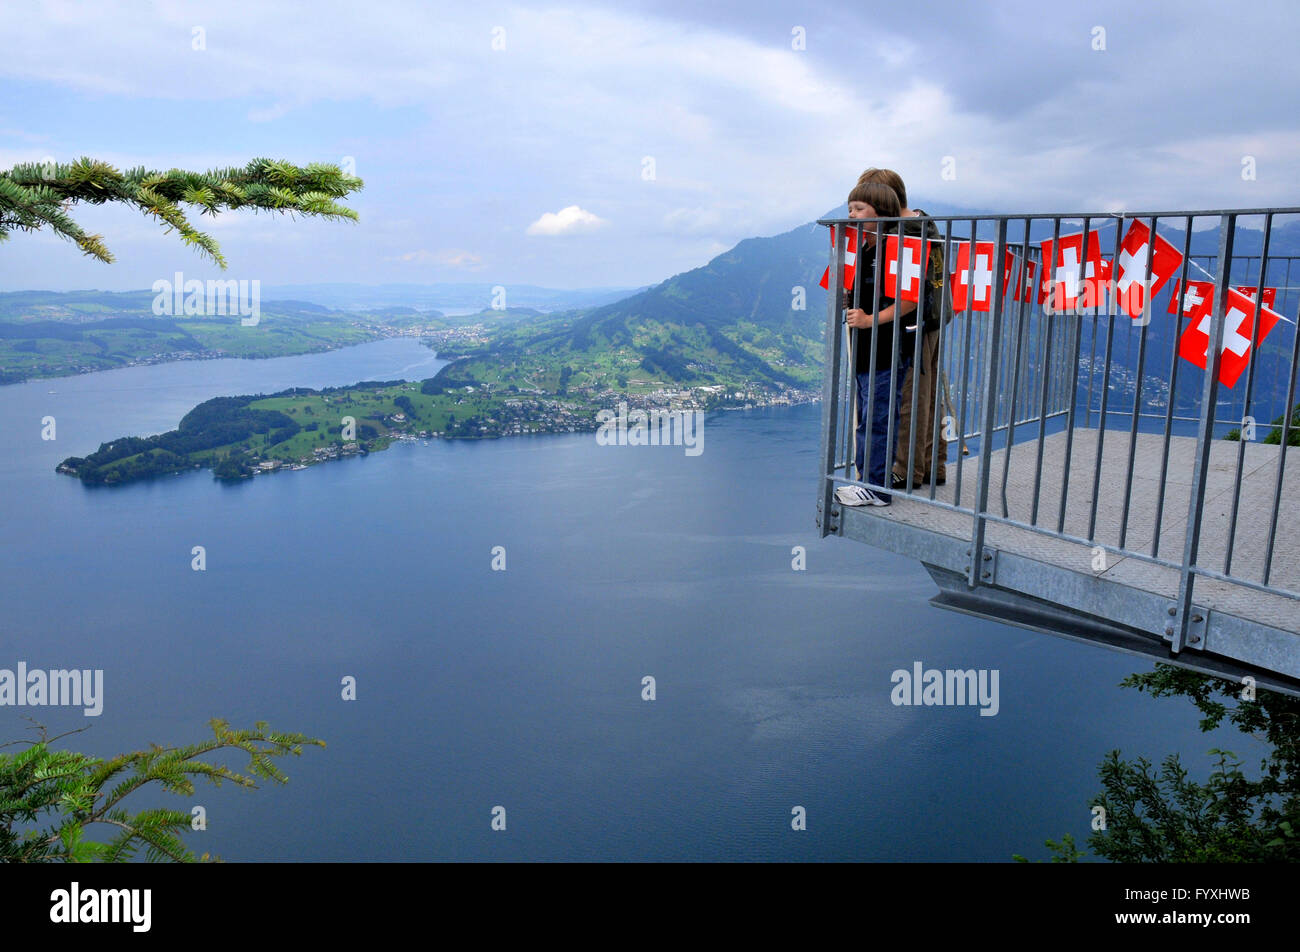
[818,208,1300,696]
[835,428,1300,691]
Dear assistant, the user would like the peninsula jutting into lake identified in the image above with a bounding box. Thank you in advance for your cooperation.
[55,370,817,485]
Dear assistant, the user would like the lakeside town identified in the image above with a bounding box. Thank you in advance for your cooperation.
[227,379,822,479]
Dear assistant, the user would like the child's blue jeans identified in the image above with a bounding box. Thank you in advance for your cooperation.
[855,356,912,501]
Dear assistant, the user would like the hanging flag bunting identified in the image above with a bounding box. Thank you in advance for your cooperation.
[1011,254,1037,302]
[819,225,860,291]
[882,233,929,302]
[1234,285,1278,309]
[1039,233,1104,311]
[1177,286,1282,388]
[949,241,1014,312]
[1113,220,1184,320]
[1167,279,1215,322]
[1078,256,1113,315]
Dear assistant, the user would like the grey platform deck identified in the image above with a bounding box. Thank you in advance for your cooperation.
[869,427,1300,636]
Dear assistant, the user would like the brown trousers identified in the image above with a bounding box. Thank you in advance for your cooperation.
[893,327,948,483]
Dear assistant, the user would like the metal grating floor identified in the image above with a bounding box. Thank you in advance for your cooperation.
[878,428,1300,635]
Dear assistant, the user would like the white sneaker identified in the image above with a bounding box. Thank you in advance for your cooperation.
[837,485,890,507]
[836,485,870,506]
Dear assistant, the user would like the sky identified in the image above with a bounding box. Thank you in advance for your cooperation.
[1,0,1298,292]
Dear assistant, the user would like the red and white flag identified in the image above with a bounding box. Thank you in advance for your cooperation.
[950,242,1013,312]
[819,225,860,291]
[1167,280,1215,322]
[1235,285,1278,309]
[1011,254,1037,302]
[1177,286,1282,388]
[882,234,929,302]
[1078,256,1113,315]
[1113,220,1183,320]
[1039,233,1104,311]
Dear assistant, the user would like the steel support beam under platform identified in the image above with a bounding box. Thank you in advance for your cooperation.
[832,503,1300,698]
[924,564,1300,699]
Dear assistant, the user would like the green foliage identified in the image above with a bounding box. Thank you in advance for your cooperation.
[1012,833,1084,863]
[0,157,362,268]
[0,719,323,862]
[212,452,255,481]
[1224,401,1300,445]
[60,395,300,483]
[1021,664,1300,862]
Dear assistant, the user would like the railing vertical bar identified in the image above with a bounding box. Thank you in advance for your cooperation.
[929,219,954,501]
[1085,216,1114,542]
[1052,215,1081,534]
[844,225,855,481]
[1152,216,1196,558]
[1172,213,1236,653]
[1118,214,1152,550]
[1280,255,1294,412]
[904,215,929,494]
[1085,250,1099,430]
[970,219,1009,586]
[818,222,847,535]
[967,220,984,442]
[863,220,884,490]
[886,218,906,497]
[953,221,977,510]
[1000,238,1029,519]
[1263,296,1300,586]
[840,224,857,481]
[1030,223,1053,526]
[1224,212,1273,577]
[845,221,865,481]
[975,225,988,428]
[1045,245,1055,421]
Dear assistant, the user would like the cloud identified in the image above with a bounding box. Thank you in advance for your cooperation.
[0,128,50,144]
[663,207,722,234]
[3,0,1299,290]
[393,249,484,269]
[526,205,606,236]
[246,102,294,123]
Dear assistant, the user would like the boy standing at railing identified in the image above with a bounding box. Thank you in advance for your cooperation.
[857,168,949,489]
[835,181,916,507]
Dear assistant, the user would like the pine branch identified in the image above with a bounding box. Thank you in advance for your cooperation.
[0,157,363,268]
[2,719,324,862]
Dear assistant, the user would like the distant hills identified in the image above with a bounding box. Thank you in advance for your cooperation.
[5,203,1298,398]
[258,282,647,312]
[481,217,834,390]
[432,201,1300,402]
[0,289,333,323]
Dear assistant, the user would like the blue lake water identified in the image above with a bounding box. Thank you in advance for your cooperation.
[0,338,1254,860]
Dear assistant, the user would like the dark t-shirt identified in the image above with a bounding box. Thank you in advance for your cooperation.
[847,240,916,374]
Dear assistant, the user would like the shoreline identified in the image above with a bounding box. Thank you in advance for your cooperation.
[56,386,822,486]
[0,327,418,387]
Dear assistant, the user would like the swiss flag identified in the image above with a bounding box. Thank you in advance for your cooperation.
[819,225,860,291]
[1039,233,1104,310]
[1167,280,1215,322]
[1235,285,1278,309]
[1114,220,1183,320]
[950,242,1013,312]
[882,234,929,302]
[1178,286,1281,389]
[1011,254,1037,302]
[1079,256,1113,314]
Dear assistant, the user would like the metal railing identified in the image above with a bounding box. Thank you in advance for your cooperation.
[817,208,1300,651]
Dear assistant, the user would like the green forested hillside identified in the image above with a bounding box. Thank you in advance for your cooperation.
[438,217,836,395]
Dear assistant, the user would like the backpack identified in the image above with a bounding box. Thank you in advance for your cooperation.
[907,209,954,333]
